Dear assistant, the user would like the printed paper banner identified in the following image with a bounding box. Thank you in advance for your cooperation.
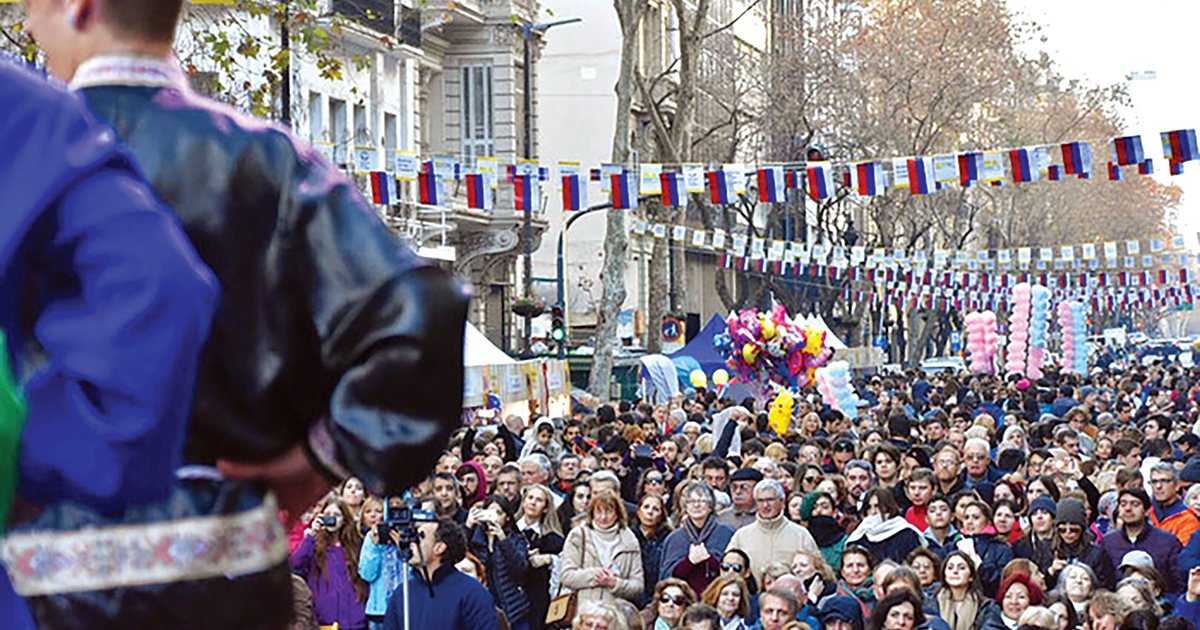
[980,152,1006,182]
[478,156,500,189]
[932,155,959,183]
[395,150,419,181]
[640,164,663,194]
[682,164,706,193]
[354,146,376,173]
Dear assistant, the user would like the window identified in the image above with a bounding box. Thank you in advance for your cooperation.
[460,64,494,159]
[329,98,348,164]
[354,104,369,145]
[384,113,397,167]
[308,91,324,144]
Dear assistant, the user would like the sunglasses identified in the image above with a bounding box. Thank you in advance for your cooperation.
[721,562,744,573]
[834,443,855,453]
[660,594,687,606]
[646,477,665,485]
[803,476,820,483]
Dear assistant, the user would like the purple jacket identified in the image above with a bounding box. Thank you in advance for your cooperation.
[1098,523,1183,593]
[292,535,368,628]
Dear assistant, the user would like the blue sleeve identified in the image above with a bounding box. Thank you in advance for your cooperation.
[1176,599,1200,627]
[1167,535,1184,594]
[1181,534,1200,579]
[660,533,683,582]
[18,169,216,515]
[465,587,500,630]
[360,533,382,582]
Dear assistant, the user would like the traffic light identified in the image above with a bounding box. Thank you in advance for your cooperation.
[550,304,566,343]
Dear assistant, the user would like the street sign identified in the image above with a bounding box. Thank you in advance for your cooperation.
[661,317,684,343]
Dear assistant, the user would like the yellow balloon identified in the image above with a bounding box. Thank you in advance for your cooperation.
[689,369,708,388]
[712,369,730,386]
[742,343,760,365]
[768,389,795,436]
[761,319,777,340]
[803,327,826,356]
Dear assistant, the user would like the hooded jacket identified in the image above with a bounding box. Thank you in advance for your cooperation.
[457,461,489,509]
[845,514,926,563]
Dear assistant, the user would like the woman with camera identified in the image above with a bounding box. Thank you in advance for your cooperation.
[359,497,406,630]
[468,495,534,630]
[291,496,369,630]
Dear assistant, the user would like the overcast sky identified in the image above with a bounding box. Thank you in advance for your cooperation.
[1006,0,1199,251]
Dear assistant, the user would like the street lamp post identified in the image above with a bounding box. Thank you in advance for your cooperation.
[521,17,581,357]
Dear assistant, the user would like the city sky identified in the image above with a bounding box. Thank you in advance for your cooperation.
[1006,0,1199,251]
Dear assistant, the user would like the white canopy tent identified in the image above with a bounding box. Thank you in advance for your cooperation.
[464,321,516,367]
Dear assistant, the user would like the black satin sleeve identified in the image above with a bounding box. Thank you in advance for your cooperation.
[283,152,469,496]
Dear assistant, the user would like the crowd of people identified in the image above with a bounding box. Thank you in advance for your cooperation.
[289,357,1200,630]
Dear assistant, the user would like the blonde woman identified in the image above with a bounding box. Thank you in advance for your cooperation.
[519,484,565,630]
[560,491,645,607]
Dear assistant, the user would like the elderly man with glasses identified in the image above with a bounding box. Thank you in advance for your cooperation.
[727,479,820,585]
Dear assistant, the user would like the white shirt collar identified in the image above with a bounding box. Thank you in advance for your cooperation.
[70,54,186,90]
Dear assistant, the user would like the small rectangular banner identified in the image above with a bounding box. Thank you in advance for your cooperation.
[640,164,662,194]
[1161,129,1199,162]
[395,151,419,181]
[980,151,1006,182]
[1112,135,1145,166]
[682,164,706,193]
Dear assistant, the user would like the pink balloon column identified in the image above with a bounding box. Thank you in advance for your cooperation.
[1005,283,1032,376]
[964,311,999,374]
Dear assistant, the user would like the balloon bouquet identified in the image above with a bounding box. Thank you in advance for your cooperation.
[714,305,832,433]
[1026,285,1052,380]
[815,361,863,420]
[1058,301,1088,375]
[963,311,999,374]
[1005,283,1033,376]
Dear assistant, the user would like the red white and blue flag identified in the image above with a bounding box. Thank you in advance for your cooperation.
[369,171,396,205]
[660,172,687,207]
[1138,159,1154,175]
[1170,160,1185,176]
[561,173,586,211]
[855,161,886,196]
[958,152,982,187]
[1008,148,1038,183]
[515,174,539,212]
[785,170,801,190]
[418,168,442,206]
[1107,162,1123,181]
[806,162,835,201]
[1162,129,1199,162]
[466,173,492,210]
[610,172,637,209]
[707,170,737,205]
[906,157,935,195]
[1111,135,1144,166]
[1048,165,1064,181]
[1061,141,1093,178]
[757,167,785,203]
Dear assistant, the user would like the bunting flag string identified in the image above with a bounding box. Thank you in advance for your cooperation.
[361,128,1196,214]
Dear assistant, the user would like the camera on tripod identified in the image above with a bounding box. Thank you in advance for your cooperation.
[378,497,435,546]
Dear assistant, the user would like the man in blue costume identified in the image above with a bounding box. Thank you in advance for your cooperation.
[20,0,470,624]
[0,56,219,630]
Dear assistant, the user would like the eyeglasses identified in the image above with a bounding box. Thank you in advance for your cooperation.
[1150,478,1175,486]
[721,563,744,572]
[660,594,687,606]
[646,477,665,485]
[964,454,988,462]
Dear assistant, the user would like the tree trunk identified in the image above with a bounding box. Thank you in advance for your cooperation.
[588,0,644,400]
[646,234,669,353]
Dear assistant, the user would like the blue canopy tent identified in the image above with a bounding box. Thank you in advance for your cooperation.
[667,314,729,375]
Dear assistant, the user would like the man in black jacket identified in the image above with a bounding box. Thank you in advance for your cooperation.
[22,0,468,625]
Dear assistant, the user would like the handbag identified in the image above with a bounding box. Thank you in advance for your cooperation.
[545,526,586,628]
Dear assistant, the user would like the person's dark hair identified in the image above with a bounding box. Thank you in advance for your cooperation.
[1112,438,1140,457]
[680,603,722,630]
[98,0,186,42]
[888,413,912,439]
[434,518,469,566]
[1028,475,1061,502]
[701,456,729,473]
[597,405,617,423]
[1121,609,1160,630]
[863,487,901,519]
[866,590,926,630]
[1043,592,1079,630]
[938,551,981,596]
[997,449,1026,473]
[1117,487,1151,510]
[479,494,517,529]
[1144,438,1173,459]
[722,548,757,592]
[1159,616,1195,630]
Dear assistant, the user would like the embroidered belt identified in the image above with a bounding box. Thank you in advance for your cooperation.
[0,495,288,596]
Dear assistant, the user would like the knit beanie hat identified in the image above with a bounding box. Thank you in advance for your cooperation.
[1055,498,1087,527]
[1029,495,1057,518]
